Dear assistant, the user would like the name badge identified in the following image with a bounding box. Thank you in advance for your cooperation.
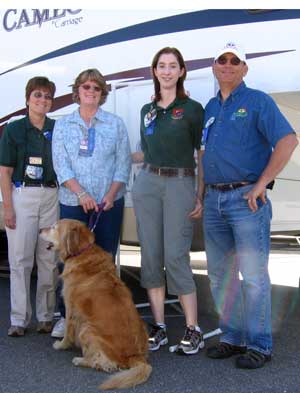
[25,165,43,179]
[29,157,42,165]
[79,139,88,151]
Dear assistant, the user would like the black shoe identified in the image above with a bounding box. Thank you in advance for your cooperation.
[235,349,271,369]
[206,342,247,359]
[175,326,205,355]
[148,323,168,351]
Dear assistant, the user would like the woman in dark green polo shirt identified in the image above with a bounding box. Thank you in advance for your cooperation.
[132,47,204,355]
[0,77,58,337]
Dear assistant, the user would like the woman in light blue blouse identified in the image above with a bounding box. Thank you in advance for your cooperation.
[51,68,131,337]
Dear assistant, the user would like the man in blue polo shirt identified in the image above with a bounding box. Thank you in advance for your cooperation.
[199,42,298,369]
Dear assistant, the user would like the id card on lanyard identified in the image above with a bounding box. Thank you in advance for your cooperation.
[144,105,157,136]
[23,125,47,181]
[201,117,215,150]
[25,164,43,179]
[79,123,96,157]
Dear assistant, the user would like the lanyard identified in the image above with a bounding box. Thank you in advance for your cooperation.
[201,117,215,150]
[22,116,51,180]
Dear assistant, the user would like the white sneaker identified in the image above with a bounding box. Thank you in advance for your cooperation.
[51,318,65,338]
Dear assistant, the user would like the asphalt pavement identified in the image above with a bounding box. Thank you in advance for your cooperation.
[1,243,300,393]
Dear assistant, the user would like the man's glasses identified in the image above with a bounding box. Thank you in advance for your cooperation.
[81,84,101,92]
[216,56,242,66]
[32,91,53,100]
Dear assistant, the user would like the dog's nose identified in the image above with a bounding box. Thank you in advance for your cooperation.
[39,229,43,234]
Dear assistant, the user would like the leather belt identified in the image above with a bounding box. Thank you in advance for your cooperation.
[206,182,254,192]
[15,181,58,188]
[143,163,195,177]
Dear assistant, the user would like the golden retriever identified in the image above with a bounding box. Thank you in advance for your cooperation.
[40,219,151,390]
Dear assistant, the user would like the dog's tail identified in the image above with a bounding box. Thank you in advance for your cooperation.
[99,361,152,390]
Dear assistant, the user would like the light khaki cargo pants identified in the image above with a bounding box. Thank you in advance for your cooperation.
[6,186,58,327]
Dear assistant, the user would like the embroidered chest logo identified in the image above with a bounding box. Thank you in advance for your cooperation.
[231,107,248,120]
[171,108,184,120]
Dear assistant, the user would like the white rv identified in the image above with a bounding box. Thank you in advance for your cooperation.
[0,8,299,249]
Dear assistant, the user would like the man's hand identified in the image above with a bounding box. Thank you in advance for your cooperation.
[243,133,298,213]
[243,183,267,212]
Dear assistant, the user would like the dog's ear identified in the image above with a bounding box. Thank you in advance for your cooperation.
[79,224,95,245]
[65,227,80,257]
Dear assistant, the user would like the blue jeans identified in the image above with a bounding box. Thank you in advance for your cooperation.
[57,197,124,317]
[203,184,272,355]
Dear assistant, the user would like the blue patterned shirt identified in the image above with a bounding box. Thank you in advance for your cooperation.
[52,107,131,206]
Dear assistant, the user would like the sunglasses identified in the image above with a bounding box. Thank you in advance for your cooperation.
[216,56,242,66]
[32,91,53,100]
[81,84,101,92]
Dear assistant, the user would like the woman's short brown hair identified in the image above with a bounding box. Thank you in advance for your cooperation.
[72,68,109,106]
[151,47,187,102]
[25,76,56,106]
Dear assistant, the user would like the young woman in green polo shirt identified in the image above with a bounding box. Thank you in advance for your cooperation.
[132,47,204,355]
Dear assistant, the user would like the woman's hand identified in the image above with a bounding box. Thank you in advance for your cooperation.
[4,206,16,229]
[188,197,203,219]
[101,181,123,211]
[79,193,99,213]
[0,166,15,228]
[131,151,144,163]
[101,192,115,211]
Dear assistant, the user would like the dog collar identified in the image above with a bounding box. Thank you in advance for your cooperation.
[65,243,93,260]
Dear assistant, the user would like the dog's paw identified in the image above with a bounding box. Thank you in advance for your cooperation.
[72,358,82,366]
[53,340,66,350]
[72,357,82,366]
[72,357,89,368]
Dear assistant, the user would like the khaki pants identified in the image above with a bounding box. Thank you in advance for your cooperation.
[6,186,59,327]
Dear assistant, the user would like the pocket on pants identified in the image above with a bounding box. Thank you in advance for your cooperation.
[131,171,145,201]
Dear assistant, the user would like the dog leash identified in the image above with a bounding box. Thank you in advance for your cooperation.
[88,202,105,232]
